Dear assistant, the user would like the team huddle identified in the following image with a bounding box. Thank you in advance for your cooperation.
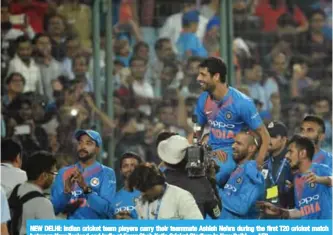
[1,58,332,233]
[50,58,331,220]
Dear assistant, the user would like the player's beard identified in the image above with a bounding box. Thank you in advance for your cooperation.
[233,149,247,163]
[77,150,95,163]
[202,82,216,94]
[310,134,320,146]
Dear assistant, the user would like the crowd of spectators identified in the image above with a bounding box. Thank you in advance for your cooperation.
[1,0,332,185]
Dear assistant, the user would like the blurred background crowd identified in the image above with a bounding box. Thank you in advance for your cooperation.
[1,0,332,187]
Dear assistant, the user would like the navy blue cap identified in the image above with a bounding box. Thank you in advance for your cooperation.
[74,129,102,147]
[267,121,288,138]
[182,10,199,25]
[206,16,220,31]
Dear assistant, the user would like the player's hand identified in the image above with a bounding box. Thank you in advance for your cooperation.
[114,211,132,220]
[285,180,293,190]
[256,201,281,216]
[212,150,228,162]
[305,172,318,184]
[64,175,74,194]
[72,168,87,190]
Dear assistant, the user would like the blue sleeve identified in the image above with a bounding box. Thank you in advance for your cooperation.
[325,153,332,169]
[86,167,116,217]
[222,162,264,216]
[194,93,208,126]
[239,98,263,130]
[317,164,333,177]
[51,168,72,215]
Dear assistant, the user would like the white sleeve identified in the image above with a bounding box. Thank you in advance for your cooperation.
[36,199,56,219]
[178,191,204,220]
[1,187,11,223]
[159,17,174,39]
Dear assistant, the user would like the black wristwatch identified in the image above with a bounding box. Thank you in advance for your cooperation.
[83,186,92,194]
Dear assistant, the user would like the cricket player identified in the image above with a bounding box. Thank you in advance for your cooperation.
[194,57,270,186]
[51,130,116,219]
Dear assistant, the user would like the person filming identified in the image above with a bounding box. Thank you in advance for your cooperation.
[157,134,221,219]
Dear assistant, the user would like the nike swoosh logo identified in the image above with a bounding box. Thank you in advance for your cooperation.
[115,201,122,207]
[205,111,212,115]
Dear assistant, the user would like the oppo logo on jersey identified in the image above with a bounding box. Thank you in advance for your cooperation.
[208,120,235,129]
[115,206,136,214]
[299,194,320,206]
[224,184,237,192]
[71,190,83,197]
[299,194,321,217]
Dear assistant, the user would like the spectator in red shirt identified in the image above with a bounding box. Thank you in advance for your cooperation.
[10,0,49,33]
[255,0,308,33]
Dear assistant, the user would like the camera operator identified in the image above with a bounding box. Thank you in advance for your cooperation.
[157,134,221,219]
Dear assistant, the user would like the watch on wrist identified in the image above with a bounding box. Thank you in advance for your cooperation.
[83,186,92,194]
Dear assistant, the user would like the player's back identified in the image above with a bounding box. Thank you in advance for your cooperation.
[294,163,332,219]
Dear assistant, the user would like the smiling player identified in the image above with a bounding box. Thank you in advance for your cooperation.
[258,135,332,219]
[194,57,270,187]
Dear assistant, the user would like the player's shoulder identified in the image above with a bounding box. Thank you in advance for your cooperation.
[312,163,332,175]
[244,160,264,184]
[100,164,116,175]
[321,149,333,157]
[198,91,210,101]
[229,87,253,104]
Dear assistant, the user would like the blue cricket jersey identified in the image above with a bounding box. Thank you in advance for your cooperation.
[176,32,208,60]
[194,87,263,185]
[112,187,140,219]
[51,161,116,219]
[294,163,332,219]
[313,149,332,169]
[219,160,265,219]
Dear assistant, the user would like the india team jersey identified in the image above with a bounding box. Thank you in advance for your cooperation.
[51,162,116,219]
[313,149,332,169]
[294,163,332,219]
[113,188,141,219]
[195,87,263,151]
[220,160,265,219]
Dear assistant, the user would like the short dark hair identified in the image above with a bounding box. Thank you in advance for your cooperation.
[199,57,227,83]
[32,33,50,45]
[243,58,259,71]
[129,56,148,66]
[186,56,203,68]
[154,38,170,51]
[311,95,331,106]
[277,13,297,27]
[16,35,31,46]
[133,41,149,54]
[302,115,326,134]
[6,72,26,85]
[156,131,178,148]
[8,94,32,112]
[24,151,56,181]
[114,59,125,67]
[1,139,22,162]
[119,152,143,168]
[128,163,165,192]
[308,9,326,20]
[162,61,178,75]
[288,135,315,161]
